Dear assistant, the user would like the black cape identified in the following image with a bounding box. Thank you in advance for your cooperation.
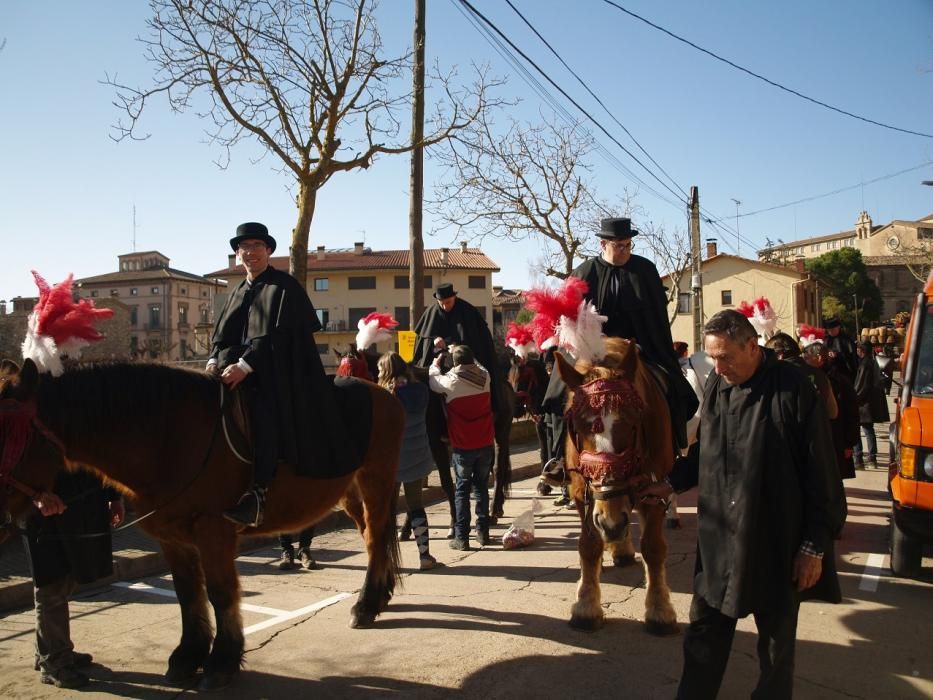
[825,331,858,380]
[24,470,117,588]
[670,349,846,618]
[210,267,358,477]
[572,255,698,445]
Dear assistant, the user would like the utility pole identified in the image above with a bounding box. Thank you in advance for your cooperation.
[408,0,427,329]
[690,186,703,351]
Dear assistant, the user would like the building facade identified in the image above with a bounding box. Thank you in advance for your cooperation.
[205,242,500,371]
[75,251,226,361]
[758,211,933,318]
[665,241,820,350]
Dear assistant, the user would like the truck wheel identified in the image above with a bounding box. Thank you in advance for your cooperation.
[890,515,922,578]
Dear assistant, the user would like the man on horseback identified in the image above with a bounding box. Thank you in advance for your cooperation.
[412,283,501,409]
[571,217,698,449]
[208,222,349,527]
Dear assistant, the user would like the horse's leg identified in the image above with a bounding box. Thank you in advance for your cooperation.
[607,525,637,568]
[349,468,402,628]
[161,541,212,684]
[637,502,678,635]
[192,517,243,690]
[569,499,605,631]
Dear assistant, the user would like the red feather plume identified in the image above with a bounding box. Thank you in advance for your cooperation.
[31,271,113,344]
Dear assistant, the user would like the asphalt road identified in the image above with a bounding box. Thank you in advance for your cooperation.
[0,468,931,699]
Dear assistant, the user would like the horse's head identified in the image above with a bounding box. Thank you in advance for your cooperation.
[336,345,374,380]
[0,359,65,533]
[557,338,648,542]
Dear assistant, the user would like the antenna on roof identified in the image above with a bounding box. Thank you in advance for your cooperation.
[357,229,366,244]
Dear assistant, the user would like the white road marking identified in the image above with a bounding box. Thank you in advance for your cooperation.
[113,581,353,635]
[859,553,887,592]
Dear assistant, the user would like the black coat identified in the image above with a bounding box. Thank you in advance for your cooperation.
[210,267,357,477]
[854,355,890,424]
[670,349,845,618]
[828,366,860,479]
[24,470,117,588]
[825,331,858,380]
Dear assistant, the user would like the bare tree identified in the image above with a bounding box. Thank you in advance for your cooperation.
[107,0,496,287]
[634,220,691,324]
[429,109,634,279]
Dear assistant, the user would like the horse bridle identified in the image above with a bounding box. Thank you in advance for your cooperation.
[0,398,62,502]
[565,376,649,502]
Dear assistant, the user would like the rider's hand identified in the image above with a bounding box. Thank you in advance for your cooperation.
[33,492,66,517]
[109,500,126,528]
[205,362,220,377]
[221,364,248,389]
[638,480,673,504]
[433,337,447,351]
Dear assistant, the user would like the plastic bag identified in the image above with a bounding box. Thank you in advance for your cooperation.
[502,500,541,550]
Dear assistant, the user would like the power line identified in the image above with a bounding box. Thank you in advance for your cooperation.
[600,0,933,140]
[708,160,933,222]
[457,0,689,209]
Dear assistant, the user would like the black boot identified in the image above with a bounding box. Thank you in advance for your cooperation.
[223,486,267,527]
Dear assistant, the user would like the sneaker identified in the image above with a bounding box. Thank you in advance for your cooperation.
[40,666,89,689]
[398,522,412,541]
[553,494,571,507]
[866,460,878,470]
[278,547,299,570]
[297,546,316,570]
[449,538,471,551]
[475,529,491,547]
[223,488,265,527]
[419,554,438,570]
[445,526,455,539]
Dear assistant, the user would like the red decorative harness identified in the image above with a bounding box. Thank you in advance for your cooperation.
[565,377,646,497]
[0,399,62,501]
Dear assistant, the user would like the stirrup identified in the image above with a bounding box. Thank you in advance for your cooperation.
[540,457,566,487]
[223,486,266,527]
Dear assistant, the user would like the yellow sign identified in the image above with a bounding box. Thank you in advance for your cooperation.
[398,330,417,362]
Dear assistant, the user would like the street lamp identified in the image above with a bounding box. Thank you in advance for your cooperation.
[730,198,742,255]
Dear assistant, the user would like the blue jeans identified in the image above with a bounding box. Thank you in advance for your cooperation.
[451,446,494,540]
[854,422,877,463]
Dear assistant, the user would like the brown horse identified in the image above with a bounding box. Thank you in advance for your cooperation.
[555,337,678,634]
[0,358,404,690]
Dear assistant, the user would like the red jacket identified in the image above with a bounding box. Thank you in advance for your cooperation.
[428,361,494,450]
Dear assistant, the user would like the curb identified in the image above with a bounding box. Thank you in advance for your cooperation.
[0,442,543,613]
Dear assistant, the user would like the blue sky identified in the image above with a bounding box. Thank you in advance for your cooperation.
[2,0,931,306]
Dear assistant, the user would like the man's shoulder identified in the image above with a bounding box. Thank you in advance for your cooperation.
[572,257,598,278]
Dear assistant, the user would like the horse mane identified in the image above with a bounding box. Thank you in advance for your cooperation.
[36,361,217,446]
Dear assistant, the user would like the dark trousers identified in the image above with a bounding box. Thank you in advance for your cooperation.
[34,575,78,673]
[854,423,877,463]
[245,378,278,486]
[678,594,800,700]
[451,445,494,539]
[279,526,315,551]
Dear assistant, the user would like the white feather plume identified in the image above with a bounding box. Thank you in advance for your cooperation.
[556,301,607,364]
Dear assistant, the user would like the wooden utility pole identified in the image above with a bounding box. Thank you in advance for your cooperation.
[690,186,704,351]
[408,0,427,329]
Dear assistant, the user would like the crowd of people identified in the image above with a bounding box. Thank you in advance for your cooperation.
[19,217,890,697]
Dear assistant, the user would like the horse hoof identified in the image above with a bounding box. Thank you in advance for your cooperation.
[569,615,603,632]
[645,619,680,636]
[198,670,236,691]
[349,612,376,629]
[613,554,637,568]
[165,665,199,685]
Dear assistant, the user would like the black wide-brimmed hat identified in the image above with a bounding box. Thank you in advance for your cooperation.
[230,222,277,253]
[596,217,639,240]
[823,316,841,329]
[434,282,457,300]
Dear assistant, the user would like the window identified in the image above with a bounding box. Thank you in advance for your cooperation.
[468,275,486,289]
[348,307,377,328]
[316,308,330,327]
[110,289,119,297]
[130,288,138,296]
[149,304,161,329]
[202,290,208,297]
[151,286,160,294]
[200,305,210,324]
[919,227,933,240]
[89,290,98,298]
[316,344,330,355]
[423,275,433,289]
[129,306,138,326]
[314,278,329,292]
[180,287,187,296]
[394,275,409,289]
[179,339,188,359]
[348,276,376,290]
[178,304,188,326]
[721,290,733,306]
[394,306,411,331]
[677,293,691,314]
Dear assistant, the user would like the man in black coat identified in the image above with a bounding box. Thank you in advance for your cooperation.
[641,310,845,699]
[571,217,698,448]
[412,282,501,409]
[25,471,124,689]
[823,316,858,380]
[208,222,352,527]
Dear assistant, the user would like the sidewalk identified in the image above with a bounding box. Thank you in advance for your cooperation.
[0,430,545,613]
